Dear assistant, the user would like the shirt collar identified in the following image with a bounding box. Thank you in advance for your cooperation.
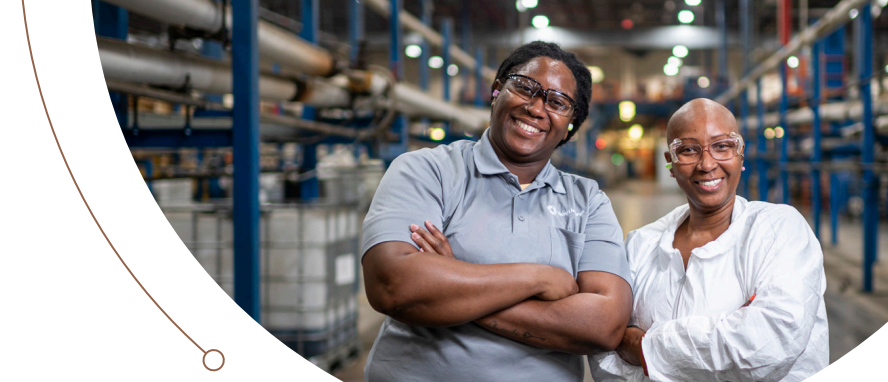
[473,129,566,194]
[657,195,749,263]
[473,129,510,176]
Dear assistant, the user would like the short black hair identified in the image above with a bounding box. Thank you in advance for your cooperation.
[494,41,591,146]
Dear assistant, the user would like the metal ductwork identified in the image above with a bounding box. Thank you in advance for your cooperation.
[100,0,337,77]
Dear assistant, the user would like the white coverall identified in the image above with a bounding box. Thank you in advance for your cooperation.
[589,196,828,382]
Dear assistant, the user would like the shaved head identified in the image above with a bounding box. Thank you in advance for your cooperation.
[666,98,738,141]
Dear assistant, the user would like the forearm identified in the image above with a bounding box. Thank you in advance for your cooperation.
[364,247,554,327]
[476,291,630,354]
[642,307,811,381]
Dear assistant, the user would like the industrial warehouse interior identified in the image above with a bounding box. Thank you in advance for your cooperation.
[88,0,888,379]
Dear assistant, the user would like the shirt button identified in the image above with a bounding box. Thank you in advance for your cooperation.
[518,215,525,221]
[518,194,524,199]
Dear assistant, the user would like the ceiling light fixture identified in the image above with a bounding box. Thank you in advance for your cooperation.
[405,45,422,58]
[429,56,444,69]
[664,64,679,76]
[672,45,689,58]
[532,15,550,28]
[697,76,710,88]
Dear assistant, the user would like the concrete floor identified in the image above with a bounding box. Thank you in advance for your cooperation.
[333,180,888,381]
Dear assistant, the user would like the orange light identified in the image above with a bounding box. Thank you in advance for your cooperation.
[595,138,607,149]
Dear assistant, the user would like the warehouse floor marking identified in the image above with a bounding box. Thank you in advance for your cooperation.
[20,0,224,372]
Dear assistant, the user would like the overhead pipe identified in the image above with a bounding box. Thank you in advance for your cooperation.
[738,97,888,129]
[98,39,490,131]
[362,0,498,82]
[394,83,489,131]
[105,80,395,140]
[99,37,298,100]
[715,0,874,104]
[97,37,359,107]
[100,0,336,77]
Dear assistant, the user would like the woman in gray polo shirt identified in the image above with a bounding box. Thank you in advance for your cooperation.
[361,41,633,382]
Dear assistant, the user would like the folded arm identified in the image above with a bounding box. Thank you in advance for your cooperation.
[640,210,826,381]
[473,270,633,354]
[362,240,578,328]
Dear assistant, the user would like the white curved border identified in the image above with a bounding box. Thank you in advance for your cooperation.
[0,0,339,379]
[2,0,887,380]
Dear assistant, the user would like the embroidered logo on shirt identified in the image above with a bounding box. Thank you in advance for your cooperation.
[547,205,583,217]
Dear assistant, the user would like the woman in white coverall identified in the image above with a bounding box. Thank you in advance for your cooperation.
[588,98,829,382]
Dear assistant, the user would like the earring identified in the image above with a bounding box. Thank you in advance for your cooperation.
[669,172,674,178]
[742,166,746,171]
[568,123,574,131]
[492,90,500,98]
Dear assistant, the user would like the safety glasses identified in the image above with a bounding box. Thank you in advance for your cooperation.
[669,132,745,165]
[504,73,577,117]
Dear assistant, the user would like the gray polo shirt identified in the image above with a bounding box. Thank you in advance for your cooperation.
[361,129,630,382]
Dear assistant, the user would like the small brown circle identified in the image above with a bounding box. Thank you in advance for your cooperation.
[203,349,225,371]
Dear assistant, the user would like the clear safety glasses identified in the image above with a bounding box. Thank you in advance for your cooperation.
[669,132,745,165]
[504,74,577,117]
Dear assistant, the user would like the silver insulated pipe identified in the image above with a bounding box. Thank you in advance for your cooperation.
[100,0,337,77]
[98,37,301,101]
[97,39,490,130]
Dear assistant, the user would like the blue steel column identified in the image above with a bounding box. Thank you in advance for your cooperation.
[231,0,261,320]
[440,18,454,136]
[419,0,431,91]
[825,27,845,245]
[716,0,728,81]
[300,0,320,199]
[348,0,364,65]
[811,37,823,240]
[474,47,484,107]
[739,0,751,198]
[93,1,129,131]
[779,64,789,204]
[756,79,768,202]
[441,19,453,103]
[857,4,877,292]
[380,0,408,162]
[460,1,471,101]
[389,0,404,79]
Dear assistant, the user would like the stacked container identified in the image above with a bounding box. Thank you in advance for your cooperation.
[162,200,361,371]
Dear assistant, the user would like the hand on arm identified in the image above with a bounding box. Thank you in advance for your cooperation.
[363,223,578,328]
[614,295,755,373]
[639,211,825,381]
[408,210,633,354]
[471,270,632,354]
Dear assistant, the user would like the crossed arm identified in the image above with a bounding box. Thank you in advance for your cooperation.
[363,221,633,354]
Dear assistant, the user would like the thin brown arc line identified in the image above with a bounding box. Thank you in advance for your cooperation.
[21,0,207,356]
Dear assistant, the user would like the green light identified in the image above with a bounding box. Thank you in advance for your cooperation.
[611,153,625,165]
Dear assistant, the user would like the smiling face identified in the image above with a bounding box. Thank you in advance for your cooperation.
[665,99,744,213]
[488,56,576,167]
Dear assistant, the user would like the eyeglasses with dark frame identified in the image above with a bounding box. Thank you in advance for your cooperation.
[669,132,745,165]
[503,73,577,117]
